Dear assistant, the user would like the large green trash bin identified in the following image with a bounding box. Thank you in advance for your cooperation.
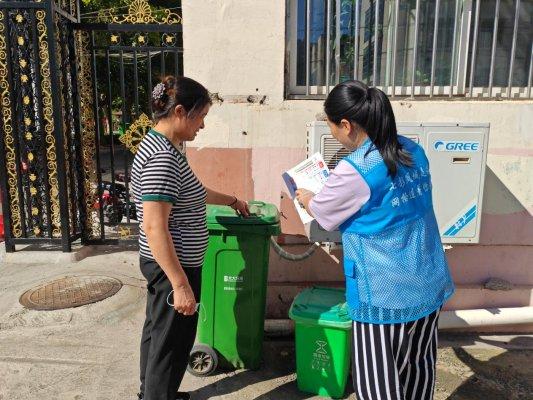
[289,287,352,399]
[188,201,280,376]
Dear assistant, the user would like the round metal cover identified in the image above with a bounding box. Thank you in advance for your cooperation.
[19,276,122,311]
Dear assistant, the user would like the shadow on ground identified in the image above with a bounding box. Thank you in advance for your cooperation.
[445,336,533,400]
[187,336,533,400]
[187,340,354,400]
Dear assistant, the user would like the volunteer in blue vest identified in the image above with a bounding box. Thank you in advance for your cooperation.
[296,80,454,400]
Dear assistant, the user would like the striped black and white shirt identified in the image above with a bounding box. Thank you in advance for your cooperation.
[131,130,208,268]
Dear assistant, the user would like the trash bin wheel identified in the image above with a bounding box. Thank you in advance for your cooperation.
[188,344,218,377]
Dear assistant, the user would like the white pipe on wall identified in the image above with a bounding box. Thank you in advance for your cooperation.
[265,307,533,336]
[438,306,533,329]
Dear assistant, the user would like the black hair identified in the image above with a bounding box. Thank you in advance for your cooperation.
[152,75,212,122]
[324,80,412,176]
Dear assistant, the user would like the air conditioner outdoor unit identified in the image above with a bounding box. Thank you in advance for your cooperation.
[306,121,490,244]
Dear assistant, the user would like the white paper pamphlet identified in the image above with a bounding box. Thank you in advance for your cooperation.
[282,153,330,224]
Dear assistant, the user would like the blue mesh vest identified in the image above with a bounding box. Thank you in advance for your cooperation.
[340,136,455,324]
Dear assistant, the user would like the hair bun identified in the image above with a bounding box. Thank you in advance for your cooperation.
[163,75,177,88]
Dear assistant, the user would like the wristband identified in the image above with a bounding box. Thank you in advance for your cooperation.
[227,196,238,207]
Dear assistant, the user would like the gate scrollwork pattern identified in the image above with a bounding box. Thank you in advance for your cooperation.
[0,17,22,237]
[76,30,101,239]
[36,9,61,237]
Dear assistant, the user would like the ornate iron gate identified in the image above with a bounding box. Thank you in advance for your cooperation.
[0,0,85,252]
[0,0,183,251]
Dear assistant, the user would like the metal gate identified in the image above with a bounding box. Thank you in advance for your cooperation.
[77,4,183,245]
[0,0,183,251]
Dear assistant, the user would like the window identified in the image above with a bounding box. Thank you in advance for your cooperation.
[287,0,532,98]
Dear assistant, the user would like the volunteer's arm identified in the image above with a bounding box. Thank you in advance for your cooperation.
[296,160,370,231]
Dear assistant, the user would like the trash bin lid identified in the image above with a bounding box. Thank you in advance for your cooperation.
[206,201,280,234]
[289,287,351,329]
[207,201,279,225]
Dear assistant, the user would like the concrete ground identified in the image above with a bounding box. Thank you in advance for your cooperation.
[0,246,532,400]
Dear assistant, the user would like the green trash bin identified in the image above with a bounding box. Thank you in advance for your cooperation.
[289,287,352,399]
[188,201,280,376]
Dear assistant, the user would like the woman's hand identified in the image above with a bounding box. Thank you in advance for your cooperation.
[205,188,250,217]
[232,199,250,217]
[295,189,315,212]
[171,282,197,316]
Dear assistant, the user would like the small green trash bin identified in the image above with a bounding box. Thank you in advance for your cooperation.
[188,201,280,376]
[289,287,352,399]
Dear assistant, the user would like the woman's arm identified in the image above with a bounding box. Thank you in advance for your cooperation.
[205,187,250,216]
[205,187,237,206]
[143,201,196,315]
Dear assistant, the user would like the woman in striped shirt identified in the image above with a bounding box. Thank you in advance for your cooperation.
[132,76,249,400]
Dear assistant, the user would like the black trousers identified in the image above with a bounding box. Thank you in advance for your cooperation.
[139,257,202,400]
[351,309,440,400]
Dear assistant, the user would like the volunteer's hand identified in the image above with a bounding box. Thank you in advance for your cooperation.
[232,199,250,217]
[171,282,196,316]
[295,189,315,210]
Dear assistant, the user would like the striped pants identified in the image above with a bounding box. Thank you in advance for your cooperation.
[351,309,440,400]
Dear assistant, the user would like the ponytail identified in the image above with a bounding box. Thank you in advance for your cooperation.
[324,80,412,176]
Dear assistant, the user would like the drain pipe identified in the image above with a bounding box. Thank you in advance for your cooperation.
[265,306,533,336]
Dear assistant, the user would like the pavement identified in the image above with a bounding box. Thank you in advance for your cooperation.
[0,245,532,400]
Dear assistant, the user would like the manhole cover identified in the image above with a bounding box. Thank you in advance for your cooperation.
[19,276,122,311]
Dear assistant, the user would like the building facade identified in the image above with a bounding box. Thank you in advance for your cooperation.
[182,0,533,331]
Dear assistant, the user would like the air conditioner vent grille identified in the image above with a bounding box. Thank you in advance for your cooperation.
[322,136,350,169]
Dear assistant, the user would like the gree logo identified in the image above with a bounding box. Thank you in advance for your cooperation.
[434,141,480,152]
